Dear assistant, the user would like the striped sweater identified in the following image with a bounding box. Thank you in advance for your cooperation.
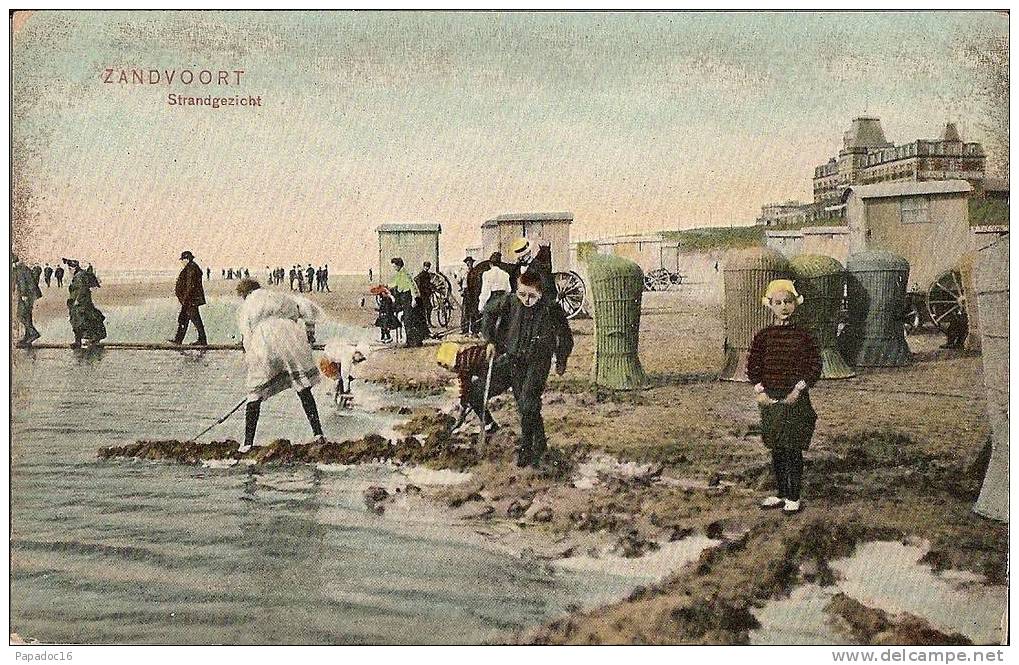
[454,344,489,405]
[747,324,822,394]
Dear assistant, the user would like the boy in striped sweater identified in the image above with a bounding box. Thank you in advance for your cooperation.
[747,279,822,515]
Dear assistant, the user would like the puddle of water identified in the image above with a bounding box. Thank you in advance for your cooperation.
[12,297,652,645]
[552,536,720,582]
[750,540,1007,645]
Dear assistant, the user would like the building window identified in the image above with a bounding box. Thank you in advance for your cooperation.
[900,196,931,224]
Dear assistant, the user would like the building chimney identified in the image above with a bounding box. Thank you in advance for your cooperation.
[942,122,962,142]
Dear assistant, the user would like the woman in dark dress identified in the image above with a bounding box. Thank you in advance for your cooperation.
[64,259,107,347]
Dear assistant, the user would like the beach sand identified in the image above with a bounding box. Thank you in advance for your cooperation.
[13,275,1006,645]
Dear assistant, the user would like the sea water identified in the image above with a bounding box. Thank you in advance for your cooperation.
[12,299,640,645]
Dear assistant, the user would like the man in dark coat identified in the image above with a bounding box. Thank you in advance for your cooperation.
[43,264,53,287]
[169,251,208,346]
[460,256,479,334]
[54,265,64,287]
[415,261,435,333]
[13,255,42,347]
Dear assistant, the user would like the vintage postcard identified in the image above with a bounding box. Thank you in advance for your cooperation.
[8,9,1010,652]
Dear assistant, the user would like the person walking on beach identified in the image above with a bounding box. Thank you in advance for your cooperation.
[207,267,211,281]
[322,264,331,292]
[305,265,315,293]
[43,264,53,288]
[748,279,821,515]
[234,278,325,453]
[470,271,573,467]
[54,264,64,288]
[169,251,208,346]
[415,261,435,334]
[13,255,42,347]
[63,258,107,348]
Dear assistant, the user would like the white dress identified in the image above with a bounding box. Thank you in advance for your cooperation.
[237,289,321,401]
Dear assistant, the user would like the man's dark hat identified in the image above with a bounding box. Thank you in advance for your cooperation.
[180,251,194,261]
[463,256,475,264]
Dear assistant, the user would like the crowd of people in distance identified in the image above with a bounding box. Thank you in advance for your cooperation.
[254,264,332,293]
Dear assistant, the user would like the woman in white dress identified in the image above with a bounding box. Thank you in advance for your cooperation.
[235,279,324,452]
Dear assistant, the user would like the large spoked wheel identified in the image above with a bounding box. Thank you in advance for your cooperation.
[927,269,967,333]
[554,270,586,320]
[428,272,455,328]
[644,268,672,292]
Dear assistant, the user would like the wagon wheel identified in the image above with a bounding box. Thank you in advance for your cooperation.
[428,272,454,328]
[643,268,672,292]
[670,272,684,286]
[926,269,967,333]
[554,270,586,320]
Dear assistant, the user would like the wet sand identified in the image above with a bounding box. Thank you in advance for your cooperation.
[17,276,1007,645]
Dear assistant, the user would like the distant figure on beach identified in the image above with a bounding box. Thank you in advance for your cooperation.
[461,256,480,335]
[415,261,434,334]
[13,255,42,347]
[63,258,107,348]
[54,264,64,288]
[31,264,43,293]
[207,267,211,281]
[369,268,373,283]
[169,251,208,346]
[289,267,297,290]
[322,264,330,292]
[43,264,53,288]
[244,268,250,279]
[305,265,315,292]
[234,278,324,453]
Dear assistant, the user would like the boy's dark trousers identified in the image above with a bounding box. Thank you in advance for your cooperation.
[771,448,803,501]
[468,352,551,465]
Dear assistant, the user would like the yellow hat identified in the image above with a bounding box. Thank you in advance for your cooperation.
[436,342,459,368]
[762,279,804,305]
[510,237,530,256]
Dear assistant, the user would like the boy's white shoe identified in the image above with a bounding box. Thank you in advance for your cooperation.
[760,496,784,509]
[237,443,253,454]
[782,500,802,514]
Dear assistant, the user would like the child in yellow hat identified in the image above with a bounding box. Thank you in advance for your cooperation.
[748,279,821,514]
[436,341,498,432]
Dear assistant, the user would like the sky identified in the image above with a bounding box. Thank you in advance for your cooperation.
[11,10,1009,272]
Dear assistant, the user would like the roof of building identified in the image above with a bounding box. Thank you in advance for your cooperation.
[483,212,574,227]
[942,122,962,142]
[844,180,973,201]
[376,223,442,233]
[843,117,892,151]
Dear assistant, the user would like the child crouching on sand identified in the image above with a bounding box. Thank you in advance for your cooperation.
[436,341,498,433]
[747,279,822,514]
